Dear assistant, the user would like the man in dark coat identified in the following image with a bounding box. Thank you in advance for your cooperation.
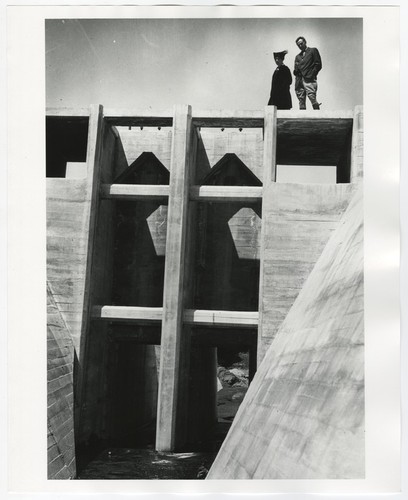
[293,36,322,110]
[268,50,292,110]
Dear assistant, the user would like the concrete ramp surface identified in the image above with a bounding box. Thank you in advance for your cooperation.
[47,282,76,479]
[208,189,364,479]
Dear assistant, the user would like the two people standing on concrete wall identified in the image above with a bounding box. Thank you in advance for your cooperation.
[268,37,322,110]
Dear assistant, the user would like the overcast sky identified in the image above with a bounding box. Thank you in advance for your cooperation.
[46,17,363,111]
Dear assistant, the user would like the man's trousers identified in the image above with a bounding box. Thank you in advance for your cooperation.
[295,78,319,109]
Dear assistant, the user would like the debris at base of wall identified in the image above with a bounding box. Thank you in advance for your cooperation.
[217,366,248,388]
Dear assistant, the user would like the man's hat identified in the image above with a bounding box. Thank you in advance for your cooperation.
[273,50,288,59]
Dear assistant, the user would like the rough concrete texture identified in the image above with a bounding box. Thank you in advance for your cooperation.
[115,126,172,177]
[208,188,364,479]
[196,128,264,184]
[47,176,93,476]
[47,282,76,479]
[258,182,354,361]
[351,106,364,183]
[47,179,90,356]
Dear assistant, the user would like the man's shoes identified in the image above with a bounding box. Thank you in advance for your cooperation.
[312,102,322,110]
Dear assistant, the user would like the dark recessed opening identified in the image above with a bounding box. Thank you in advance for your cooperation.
[107,336,159,448]
[276,117,353,183]
[188,329,257,455]
[193,202,260,311]
[46,116,89,178]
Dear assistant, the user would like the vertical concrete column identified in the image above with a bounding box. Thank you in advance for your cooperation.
[78,104,104,361]
[156,104,193,451]
[262,106,278,184]
[350,105,364,184]
[76,104,105,439]
[257,106,277,365]
[248,339,258,382]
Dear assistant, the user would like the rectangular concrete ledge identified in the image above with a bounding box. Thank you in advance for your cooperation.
[100,184,170,201]
[46,107,91,117]
[184,309,259,328]
[92,305,164,323]
[193,109,352,127]
[101,185,262,203]
[277,110,354,120]
[91,306,259,328]
[47,107,356,132]
[193,110,264,128]
[103,108,173,127]
[190,186,263,203]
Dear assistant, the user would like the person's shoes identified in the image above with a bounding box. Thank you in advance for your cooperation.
[313,102,321,110]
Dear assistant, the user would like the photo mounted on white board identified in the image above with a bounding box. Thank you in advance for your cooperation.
[5,4,401,497]
[45,15,364,480]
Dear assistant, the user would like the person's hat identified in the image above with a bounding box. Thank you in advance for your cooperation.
[273,50,288,59]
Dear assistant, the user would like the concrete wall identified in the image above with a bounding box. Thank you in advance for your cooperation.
[47,143,95,477]
[351,106,364,183]
[47,283,76,479]
[196,128,264,183]
[47,179,89,355]
[208,188,364,479]
[258,182,355,361]
[47,106,362,469]
[115,126,172,178]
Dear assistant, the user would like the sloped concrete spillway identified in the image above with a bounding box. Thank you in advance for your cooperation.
[208,188,364,479]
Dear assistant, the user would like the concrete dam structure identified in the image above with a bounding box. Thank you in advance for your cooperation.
[46,104,363,479]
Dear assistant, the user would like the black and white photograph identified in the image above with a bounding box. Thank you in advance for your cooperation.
[4,3,403,496]
[45,15,365,480]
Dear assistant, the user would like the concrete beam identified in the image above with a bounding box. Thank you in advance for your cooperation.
[100,184,170,201]
[156,104,194,452]
[190,185,262,203]
[193,109,352,127]
[46,107,354,122]
[91,305,163,323]
[101,184,262,203]
[184,309,258,327]
[104,108,173,127]
[193,110,263,128]
[46,107,91,117]
[277,110,354,120]
[92,305,258,328]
